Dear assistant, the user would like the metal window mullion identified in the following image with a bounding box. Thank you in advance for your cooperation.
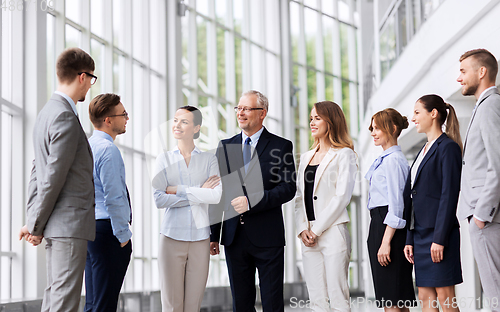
[332,0,343,106]
[316,6,325,102]
[207,0,218,147]
[225,0,236,136]
[347,0,358,137]
[241,0,250,92]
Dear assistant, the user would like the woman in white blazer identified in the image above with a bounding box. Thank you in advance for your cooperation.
[295,101,357,312]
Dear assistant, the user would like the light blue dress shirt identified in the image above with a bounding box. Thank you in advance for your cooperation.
[153,146,222,242]
[54,91,78,116]
[89,130,132,243]
[365,145,409,229]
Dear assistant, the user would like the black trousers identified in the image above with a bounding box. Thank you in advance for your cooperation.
[225,225,285,312]
[84,220,132,312]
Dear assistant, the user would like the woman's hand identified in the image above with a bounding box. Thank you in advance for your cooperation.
[166,186,177,194]
[202,175,221,189]
[300,230,317,247]
[377,242,391,266]
[404,245,414,264]
[430,242,444,263]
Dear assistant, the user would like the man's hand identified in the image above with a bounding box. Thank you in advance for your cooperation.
[210,242,220,255]
[120,240,130,248]
[474,217,486,229]
[231,196,248,214]
[19,225,43,246]
[202,175,221,189]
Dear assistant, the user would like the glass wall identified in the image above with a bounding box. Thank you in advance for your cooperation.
[379,0,446,80]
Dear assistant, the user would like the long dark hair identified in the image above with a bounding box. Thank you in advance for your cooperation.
[417,94,463,152]
[178,106,202,139]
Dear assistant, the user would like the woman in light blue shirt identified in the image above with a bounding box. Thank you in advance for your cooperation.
[153,106,221,312]
[365,108,416,311]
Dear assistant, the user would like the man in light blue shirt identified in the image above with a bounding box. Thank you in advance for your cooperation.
[85,93,132,312]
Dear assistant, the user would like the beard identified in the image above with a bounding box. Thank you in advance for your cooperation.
[462,81,479,96]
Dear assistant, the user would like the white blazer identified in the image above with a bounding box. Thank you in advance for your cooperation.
[294,147,357,237]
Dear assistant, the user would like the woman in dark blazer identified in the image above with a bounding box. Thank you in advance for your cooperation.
[403,94,463,312]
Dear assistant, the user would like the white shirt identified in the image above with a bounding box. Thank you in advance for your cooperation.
[153,146,222,241]
[411,138,437,188]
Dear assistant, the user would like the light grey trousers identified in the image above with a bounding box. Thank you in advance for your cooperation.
[42,237,88,312]
[158,235,210,312]
[469,221,500,312]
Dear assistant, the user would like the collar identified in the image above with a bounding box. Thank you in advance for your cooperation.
[241,126,265,144]
[54,91,78,116]
[173,145,202,155]
[92,130,114,143]
[476,86,498,105]
[380,145,402,158]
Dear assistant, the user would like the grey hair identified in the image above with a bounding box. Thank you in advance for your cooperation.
[241,90,269,112]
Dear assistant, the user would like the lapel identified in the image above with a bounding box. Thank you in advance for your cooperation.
[224,133,244,174]
[313,148,338,194]
[413,133,446,187]
[298,149,316,195]
[463,87,499,152]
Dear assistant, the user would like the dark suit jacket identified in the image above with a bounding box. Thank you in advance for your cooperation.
[403,133,461,246]
[209,128,296,248]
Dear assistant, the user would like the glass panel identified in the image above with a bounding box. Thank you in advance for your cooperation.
[235,36,243,102]
[91,0,104,38]
[113,0,124,49]
[217,27,226,99]
[323,16,334,74]
[150,0,162,72]
[339,23,349,78]
[341,79,350,129]
[65,24,81,49]
[398,0,408,55]
[307,69,317,109]
[113,53,126,95]
[65,0,81,23]
[233,0,243,33]
[304,8,317,68]
[132,63,144,150]
[322,0,335,16]
[379,15,396,79]
[325,74,334,101]
[2,11,12,102]
[1,112,12,300]
[182,9,190,81]
[250,45,263,91]
[290,2,300,64]
[338,0,350,23]
[196,0,209,16]
[250,0,263,46]
[90,39,104,100]
[303,0,317,9]
[132,0,145,62]
[215,0,227,24]
[47,14,56,100]
[197,16,208,92]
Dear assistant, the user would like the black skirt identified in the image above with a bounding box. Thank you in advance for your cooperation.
[367,206,416,307]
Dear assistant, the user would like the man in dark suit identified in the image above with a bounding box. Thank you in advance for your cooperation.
[19,47,96,312]
[209,90,296,312]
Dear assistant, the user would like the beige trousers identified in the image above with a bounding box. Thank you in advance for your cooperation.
[158,235,210,312]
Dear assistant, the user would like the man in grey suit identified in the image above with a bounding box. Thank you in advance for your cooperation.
[19,47,96,312]
[458,48,500,308]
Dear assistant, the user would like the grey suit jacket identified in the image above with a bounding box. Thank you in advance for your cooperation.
[459,87,500,223]
[26,93,95,240]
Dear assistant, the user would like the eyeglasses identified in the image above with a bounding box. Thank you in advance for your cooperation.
[78,72,98,85]
[107,112,129,119]
[234,107,264,113]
